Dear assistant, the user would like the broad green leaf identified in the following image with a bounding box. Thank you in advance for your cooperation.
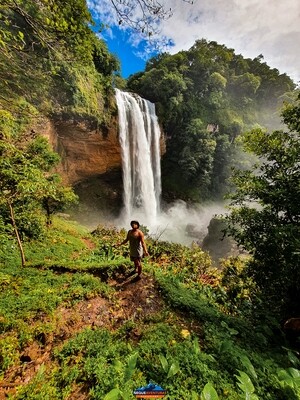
[158,354,169,373]
[191,390,200,399]
[124,352,138,383]
[278,368,300,389]
[287,367,300,379]
[167,361,180,379]
[103,388,121,400]
[200,382,219,400]
[239,355,257,379]
[249,395,259,400]
[235,370,255,394]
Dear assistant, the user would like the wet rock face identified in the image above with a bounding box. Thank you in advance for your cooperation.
[43,117,165,186]
[40,116,165,222]
[73,172,123,224]
[42,118,122,185]
[39,117,123,222]
[201,217,240,265]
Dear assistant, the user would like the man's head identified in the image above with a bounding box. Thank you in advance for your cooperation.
[130,220,140,229]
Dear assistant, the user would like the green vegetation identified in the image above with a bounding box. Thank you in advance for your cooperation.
[0,0,122,266]
[0,0,120,122]
[1,1,300,398]
[127,40,296,201]
[0,0,124,271]
[0,218,300,399]
[0,122,78,267]
[225,94,300,320]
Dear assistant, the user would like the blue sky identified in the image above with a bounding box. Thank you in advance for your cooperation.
[100,27,152,78]
[87,0,164,78]
[87,0,300,83]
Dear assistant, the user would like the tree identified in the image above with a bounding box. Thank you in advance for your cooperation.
[92,36,120,76]
[128,38,295,201]
[42,175,78,227]
[226,94,300,318]
[178,119,216,183]
[0,134,77,267]
[0,0,119,116]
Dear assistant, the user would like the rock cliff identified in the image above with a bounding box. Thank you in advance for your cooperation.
[41,117,121,185]
[40,115,165,224]
[39,116,122,222]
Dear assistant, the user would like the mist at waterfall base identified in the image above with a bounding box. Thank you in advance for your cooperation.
[113,90,227,245]
[115,199,227,245]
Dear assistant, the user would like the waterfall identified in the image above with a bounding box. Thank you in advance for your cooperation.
[115,89,161,227]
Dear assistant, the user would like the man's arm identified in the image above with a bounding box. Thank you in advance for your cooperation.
[140,231,149,256]
[116,231,130,247]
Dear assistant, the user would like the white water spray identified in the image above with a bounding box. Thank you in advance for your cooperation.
[115,89,161,227]
[115,89,227,245]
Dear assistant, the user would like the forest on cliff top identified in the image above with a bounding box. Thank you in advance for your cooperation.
[127,42,296,201]
[1,1,300,398]
[1,0,297,203]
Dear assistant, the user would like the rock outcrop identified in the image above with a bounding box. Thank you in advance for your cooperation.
[201,217,244,266]
[41,117,121,185]
[39,115,165,223]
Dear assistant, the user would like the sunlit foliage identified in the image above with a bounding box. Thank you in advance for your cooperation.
[226,94,300,318]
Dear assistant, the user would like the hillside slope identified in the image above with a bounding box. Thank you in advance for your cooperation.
[0,219,299,399]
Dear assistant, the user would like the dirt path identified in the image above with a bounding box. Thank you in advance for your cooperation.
[0,273,164,399]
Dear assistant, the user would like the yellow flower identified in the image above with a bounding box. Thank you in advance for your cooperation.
[181,329,190,338]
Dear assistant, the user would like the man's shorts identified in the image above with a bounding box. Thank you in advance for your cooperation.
[130,256,141,261]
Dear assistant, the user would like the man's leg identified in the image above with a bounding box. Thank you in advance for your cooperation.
[134,258,142,275]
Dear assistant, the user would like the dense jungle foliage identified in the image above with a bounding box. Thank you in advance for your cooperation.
[0,0,120,266]
[0,0,120,122]
[127,41,296,201]
[225,95,300,320]
[1,1,300,398]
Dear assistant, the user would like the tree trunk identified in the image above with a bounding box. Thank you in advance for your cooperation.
[8,201,26,267]
[43,198,52,227]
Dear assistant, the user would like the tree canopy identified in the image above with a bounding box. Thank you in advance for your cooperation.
[0,0,120,121]
[226,94,300,318]
[0,121,77,266]
[127,39,296,201]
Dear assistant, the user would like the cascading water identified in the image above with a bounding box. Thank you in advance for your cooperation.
[115,89,162,227]
[113,89,225,245]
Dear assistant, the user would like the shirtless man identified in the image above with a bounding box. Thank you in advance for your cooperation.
[116,220,149,276]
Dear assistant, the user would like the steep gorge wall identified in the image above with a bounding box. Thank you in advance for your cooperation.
[39,114,165,223]
[41,117,122,185]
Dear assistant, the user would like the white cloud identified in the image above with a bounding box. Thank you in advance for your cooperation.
[161,0,300,82]
[87,0,116,26]
[88,0,300,83]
